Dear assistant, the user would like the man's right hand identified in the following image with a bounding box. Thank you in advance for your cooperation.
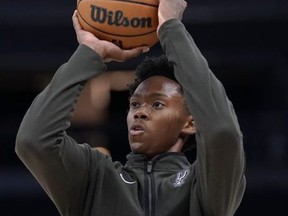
[72,10,149,62]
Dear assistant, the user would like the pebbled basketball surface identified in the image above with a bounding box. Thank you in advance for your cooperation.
[77,0,159,49]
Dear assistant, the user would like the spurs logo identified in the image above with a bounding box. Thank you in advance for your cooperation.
[172,169,190,187]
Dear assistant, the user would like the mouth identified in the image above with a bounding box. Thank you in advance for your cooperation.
[129,124,145,136]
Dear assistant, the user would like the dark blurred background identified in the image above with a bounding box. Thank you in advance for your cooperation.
[1,0,288,215]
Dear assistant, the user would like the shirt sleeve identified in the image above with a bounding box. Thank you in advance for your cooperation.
[158,19,246,216]
[15,44,109,215]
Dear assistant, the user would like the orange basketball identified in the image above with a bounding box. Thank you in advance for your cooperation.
[77,0,159,49]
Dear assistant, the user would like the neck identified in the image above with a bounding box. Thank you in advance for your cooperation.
[167,138,185,154]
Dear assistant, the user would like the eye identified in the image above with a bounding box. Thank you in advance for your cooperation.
[129,101,139,109]
[153,101,164,109]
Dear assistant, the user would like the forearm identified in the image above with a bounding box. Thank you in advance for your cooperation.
[159,19,239,133]
[16,45,105,155]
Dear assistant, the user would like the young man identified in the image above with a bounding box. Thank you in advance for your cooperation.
[15,0,246,215]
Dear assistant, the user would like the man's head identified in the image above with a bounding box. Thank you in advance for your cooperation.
[127,55,196,158]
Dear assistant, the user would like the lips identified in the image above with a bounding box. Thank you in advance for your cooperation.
[129,124,145,136]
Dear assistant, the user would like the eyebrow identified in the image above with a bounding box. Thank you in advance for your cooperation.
[130,93,170,99]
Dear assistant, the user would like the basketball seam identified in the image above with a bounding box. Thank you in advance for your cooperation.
[113,0,158,8]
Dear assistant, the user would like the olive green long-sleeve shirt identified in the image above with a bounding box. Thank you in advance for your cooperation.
[16,19,246,216]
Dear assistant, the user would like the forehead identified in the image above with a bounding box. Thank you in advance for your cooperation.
[133,76,182,98]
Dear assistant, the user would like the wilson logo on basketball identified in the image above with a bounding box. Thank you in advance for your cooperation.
[77,0,159,49]
[90,5,153,28]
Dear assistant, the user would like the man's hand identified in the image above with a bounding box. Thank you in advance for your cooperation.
[72,10,149,62]
[157,0,187,34]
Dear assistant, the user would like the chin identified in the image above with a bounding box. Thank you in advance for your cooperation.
[130,142,147,155]
[130,142,141,151]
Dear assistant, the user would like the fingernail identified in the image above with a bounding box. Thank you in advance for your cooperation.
[143,47,150,53]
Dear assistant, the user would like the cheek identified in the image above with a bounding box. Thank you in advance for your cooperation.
[159,110,183,131]
[170,106,185,121]
[126,111,133,126]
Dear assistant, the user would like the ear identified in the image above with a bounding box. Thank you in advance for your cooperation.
[181,115,196,135]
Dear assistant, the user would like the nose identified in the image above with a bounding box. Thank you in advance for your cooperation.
[134,107,150,120]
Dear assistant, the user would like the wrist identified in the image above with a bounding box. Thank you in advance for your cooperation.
[82,42,106,60]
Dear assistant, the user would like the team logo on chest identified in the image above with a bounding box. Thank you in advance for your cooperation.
[172,169,190,187]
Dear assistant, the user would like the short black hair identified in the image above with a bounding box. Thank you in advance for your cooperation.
[128,55,196,152]
[128,55,178,94]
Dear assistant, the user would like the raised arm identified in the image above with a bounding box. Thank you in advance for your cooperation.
[15,11,148,215]
[15,43,107,214]
[157,0,246,215]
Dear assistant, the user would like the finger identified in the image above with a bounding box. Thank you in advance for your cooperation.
[118,46,150,62]
[72,10,82,32]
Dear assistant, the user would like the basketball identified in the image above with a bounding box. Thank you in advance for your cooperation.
[77,0,159,49]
